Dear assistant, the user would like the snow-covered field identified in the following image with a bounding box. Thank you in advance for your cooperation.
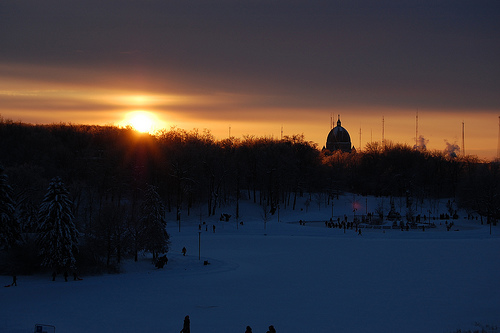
[2,195,500,333]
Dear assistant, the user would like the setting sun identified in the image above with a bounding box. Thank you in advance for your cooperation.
[122,111,156,133]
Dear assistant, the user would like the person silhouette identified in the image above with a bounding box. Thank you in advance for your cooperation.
[180,315,190,333]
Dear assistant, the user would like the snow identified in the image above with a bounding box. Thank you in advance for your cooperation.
[2,194,500,333]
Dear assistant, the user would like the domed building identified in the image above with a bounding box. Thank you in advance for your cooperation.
[325,115,352,153]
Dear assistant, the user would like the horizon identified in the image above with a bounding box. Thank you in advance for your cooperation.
[1,113,497,161]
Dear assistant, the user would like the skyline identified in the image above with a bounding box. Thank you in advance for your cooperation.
[1,1,499,159]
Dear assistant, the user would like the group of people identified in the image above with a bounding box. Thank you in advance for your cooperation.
[7,271,83,286]
[155,255,168,268]
[198,223,217,233]
[52,271,82,282]
[245,325,276,333]
[180,316,276,333]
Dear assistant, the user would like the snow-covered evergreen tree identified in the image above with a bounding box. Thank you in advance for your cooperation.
[141,185,169,259]
[37,177,79,270]
[0,166,19,249]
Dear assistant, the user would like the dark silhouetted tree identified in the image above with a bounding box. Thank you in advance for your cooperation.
[37,177,79,271]
[0,166,19,249]
[141,184,169,259]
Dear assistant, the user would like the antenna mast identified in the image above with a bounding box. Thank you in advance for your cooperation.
[382,116,385,146]
[359,127,362,151]
[462,121,465,156]
[416,111,419,150]
[497,116,500,159]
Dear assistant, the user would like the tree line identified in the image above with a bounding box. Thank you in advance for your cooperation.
[0,120,498,274]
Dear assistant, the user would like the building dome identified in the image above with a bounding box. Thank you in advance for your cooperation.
[326,115,352,153]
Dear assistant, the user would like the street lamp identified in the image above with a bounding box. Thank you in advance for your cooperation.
[278,204,280,223]
[331,197,334,220]
[198,231,201,260]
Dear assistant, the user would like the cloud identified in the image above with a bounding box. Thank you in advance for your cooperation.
[1,1,498,112]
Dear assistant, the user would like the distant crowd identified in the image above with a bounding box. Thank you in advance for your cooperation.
[179,315,277,333]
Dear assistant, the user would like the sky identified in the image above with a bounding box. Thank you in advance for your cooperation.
[1,1,499,159]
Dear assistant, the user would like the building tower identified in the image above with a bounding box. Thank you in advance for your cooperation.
[325,115,352,153]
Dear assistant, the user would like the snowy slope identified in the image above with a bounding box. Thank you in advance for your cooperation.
[1,194,499,333]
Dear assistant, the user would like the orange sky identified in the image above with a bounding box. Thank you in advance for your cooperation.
[1,77,497,160]
[1,2,499,160]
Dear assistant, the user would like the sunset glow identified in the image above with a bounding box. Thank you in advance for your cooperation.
[0,1,498,159]
[126,112,153,133]
[120,111,164,133]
